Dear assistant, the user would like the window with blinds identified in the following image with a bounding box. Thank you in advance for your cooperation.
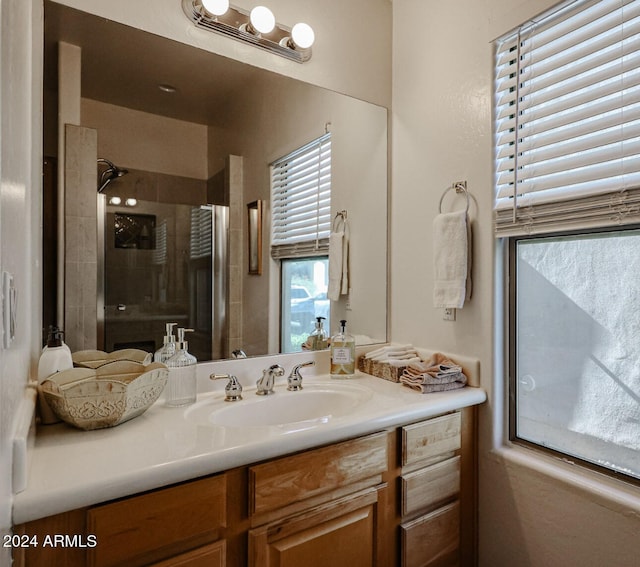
[271,133,331,259]
[494,0,640,236]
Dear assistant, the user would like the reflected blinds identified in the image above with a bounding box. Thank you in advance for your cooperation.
[494,0,640,236]
[271,134,331,259]
[190,207,213,259]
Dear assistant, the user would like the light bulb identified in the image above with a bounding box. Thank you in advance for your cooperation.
[291,23,314,49]
[250,6,275,34]
[109,196,122,206]
[202,0,229,16]
[125,198,137,207]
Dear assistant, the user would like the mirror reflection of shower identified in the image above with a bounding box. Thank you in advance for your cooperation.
[97,158,128,193]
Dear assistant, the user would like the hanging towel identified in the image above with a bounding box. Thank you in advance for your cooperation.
[433,210,472,309]
[328,214,349,300]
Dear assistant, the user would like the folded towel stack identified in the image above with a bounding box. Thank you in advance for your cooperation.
[400,352,467,393]
[364,344,421,367]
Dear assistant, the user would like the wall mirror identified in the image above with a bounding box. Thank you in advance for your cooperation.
[43,0,388,362]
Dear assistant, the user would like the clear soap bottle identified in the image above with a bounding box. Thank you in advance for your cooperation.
[154,322,177,363]
[308,316,329,350]
[330,319,356,378]
[165,328,197,407]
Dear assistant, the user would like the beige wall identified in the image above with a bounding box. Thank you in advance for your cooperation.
[391,0,640,566]
[49,0,392,109]
[82,99,208,179]
[0,0,43,562]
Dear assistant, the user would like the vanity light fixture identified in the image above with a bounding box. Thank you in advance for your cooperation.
[182,0,314,63]
[125,198,138,207]
[109,196,122,206]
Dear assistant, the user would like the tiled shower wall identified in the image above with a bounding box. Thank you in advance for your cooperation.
[64,124,98,351]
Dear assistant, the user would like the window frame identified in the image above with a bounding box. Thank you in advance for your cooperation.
[506,226,640,486]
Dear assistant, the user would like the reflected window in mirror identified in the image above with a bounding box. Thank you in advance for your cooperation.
[271,134,331,352]
[281,257,329,352]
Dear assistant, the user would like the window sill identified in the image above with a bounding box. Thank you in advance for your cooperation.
[491,443,640,516]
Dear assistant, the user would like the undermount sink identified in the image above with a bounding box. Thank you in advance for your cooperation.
[184,382,373,430]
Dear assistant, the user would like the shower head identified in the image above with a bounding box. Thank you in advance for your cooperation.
[97,158,128,193]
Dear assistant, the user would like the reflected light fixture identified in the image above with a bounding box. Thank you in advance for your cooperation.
[182,0,314,63]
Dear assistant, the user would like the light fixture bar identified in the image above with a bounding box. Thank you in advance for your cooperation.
[182,0,313,63]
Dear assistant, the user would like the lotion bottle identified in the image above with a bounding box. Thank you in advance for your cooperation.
[37,326,73,424]
[164,328,197,407]
[330,319,356,378]
[154,322,177,363]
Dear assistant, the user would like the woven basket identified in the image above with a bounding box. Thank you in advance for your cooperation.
[357,356,406,383]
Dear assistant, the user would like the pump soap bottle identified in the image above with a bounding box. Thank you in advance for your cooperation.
[165,328,197,407]
[308,316,329,350]
[154,322,177,363]
[37,326,73,424]
[330,319,356,378]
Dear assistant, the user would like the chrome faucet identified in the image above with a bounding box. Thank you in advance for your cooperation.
[256,364,284,395]
[287,361,315,391]
[210,374,243,401]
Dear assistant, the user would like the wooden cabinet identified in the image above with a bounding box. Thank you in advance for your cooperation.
[14,410,476,567]
[399,411,474,567]
[248,432,388,567]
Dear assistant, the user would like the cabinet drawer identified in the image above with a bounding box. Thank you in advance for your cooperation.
[402,412,461,467]
[250,432,387,516]
[152,540,226,567]
[87,474,227,567]
[402,456,460,517]
[401,501,460,567]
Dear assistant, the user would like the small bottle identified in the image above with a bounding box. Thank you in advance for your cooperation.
[37,326,73,424]
[330,319,356,378]
[164,328,197,407]
[308,316,329,350]
[154,322,177,363]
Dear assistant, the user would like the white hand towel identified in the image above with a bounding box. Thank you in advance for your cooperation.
[328,215,350,300]
[433,210,471,309]
[328,230,344,300]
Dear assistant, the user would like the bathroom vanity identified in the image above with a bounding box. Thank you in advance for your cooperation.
[12,363,485,567]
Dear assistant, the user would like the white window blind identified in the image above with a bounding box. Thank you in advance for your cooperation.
[271,133,331,259]
[494,0,640,236]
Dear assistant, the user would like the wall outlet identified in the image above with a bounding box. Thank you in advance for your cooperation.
[443,307,456,321]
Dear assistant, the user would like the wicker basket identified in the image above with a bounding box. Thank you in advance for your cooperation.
[357,356,407,383]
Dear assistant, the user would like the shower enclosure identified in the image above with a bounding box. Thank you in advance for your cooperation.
[97,193,229,362]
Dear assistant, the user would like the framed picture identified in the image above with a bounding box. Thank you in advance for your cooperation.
[247,200,263,275]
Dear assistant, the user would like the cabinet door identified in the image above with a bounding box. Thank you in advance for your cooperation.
[249,487,380,567]
[151,541,226,567]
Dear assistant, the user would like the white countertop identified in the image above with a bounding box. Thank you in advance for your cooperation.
[13,355,486,525]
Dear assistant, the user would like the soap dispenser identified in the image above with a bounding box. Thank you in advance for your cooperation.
[330,319,356,378]
[37,326,73,424]
[308,316,329,350]
[164,328,197,407]
[154,322,177,363]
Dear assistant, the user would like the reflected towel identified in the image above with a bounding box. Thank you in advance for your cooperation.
[433,210,472,309]
[328,216,349,300]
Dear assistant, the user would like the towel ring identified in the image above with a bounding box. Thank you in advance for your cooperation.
[439,182,469,214]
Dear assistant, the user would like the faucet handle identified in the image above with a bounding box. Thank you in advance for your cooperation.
[288,361,315,391]
[210,373,243,402]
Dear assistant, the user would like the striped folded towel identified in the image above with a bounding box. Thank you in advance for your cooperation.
[400,352,467,393]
